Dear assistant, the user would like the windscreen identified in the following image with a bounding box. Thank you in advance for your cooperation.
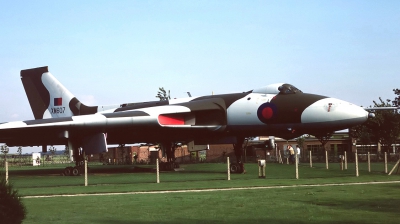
[278,84,302,94]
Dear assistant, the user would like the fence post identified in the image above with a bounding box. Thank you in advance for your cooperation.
[368,152,371,172]
[344,151,347,170]
[388,159,400,175]
[384,152,388,174]
[227,157,230,181]
[258,159,266,178]
[156,158,160,183]
[355,152,359,177]
[295,153,299,179]
[325,150,329,169]
[84,159,88,187]
[309,150,312,168]
[340,155,344,171]
[263,162,266,178]
[5,161,8,185]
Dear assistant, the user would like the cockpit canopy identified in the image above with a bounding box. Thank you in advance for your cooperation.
[278,84,302,94]
[252,83,303,95]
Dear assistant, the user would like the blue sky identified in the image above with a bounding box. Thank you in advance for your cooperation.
[1,1,399,152]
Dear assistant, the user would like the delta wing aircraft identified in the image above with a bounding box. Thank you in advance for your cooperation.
[0,66,371,174]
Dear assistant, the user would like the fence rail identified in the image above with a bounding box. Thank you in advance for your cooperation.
[1,153,399,195]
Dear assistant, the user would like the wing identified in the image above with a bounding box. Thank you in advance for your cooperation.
[0,98,230,153]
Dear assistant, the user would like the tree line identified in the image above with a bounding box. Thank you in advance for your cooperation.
[350,89,400,152]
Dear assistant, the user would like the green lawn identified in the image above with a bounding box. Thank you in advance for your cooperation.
[22,183,400,224]
[2,162,400,223]
[5,161,400,196]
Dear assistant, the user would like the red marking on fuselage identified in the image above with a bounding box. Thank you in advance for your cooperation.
[158,114,185,125]
[262,107,273,119]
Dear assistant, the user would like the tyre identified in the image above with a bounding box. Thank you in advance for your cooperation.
[72,167,80,176]
[63,167,72,176]
[230,163,239,173]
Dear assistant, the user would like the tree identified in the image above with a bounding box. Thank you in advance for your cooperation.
[0,175,26,224]
[369,97,400,152]
[296,135,305,160]
[296,135,305,150]
[351,91,400,155]
[63,146,70,163]
[1,145,9,160]
[17,147,22,166]
[155,87,171,101]
[393,88,400,107]
[49,146,56,164]
[350,123,373,146]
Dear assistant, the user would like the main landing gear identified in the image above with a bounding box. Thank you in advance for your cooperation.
[63,161,85,176]
[159,161,180,171]
[230,137,246,174]
[160,142,180,171]
[63,148,87,176]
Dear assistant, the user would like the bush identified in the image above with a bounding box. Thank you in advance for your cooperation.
[0,174,26,224]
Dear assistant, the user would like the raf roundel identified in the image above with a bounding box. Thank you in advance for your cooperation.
[257,102,277,123]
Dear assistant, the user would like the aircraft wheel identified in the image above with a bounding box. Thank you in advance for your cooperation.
[64,167,73,176]
[72,167,80,176]
[230,163,239,173]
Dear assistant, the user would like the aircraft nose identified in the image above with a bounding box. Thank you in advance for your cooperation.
[301,98,368,128]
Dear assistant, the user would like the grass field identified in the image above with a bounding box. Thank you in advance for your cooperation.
[22,183,400,224]
[2,161,400,223]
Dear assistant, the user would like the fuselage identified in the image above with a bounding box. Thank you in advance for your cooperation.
[0,82,368,147]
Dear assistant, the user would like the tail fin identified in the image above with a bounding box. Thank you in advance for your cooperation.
[21,66,98,119]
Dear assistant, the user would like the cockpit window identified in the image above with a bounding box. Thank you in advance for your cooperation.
[278,84,302,94]
[251,83,303,95]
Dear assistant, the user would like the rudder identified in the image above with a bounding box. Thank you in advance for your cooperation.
[21,66,97,119]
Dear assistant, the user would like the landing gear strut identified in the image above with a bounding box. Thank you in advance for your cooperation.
[230,137,246,174]
[160,142,180,171]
